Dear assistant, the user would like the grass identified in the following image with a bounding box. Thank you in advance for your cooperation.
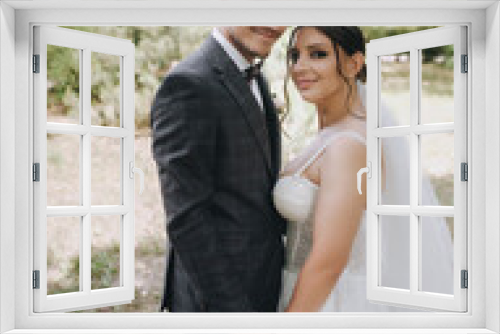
[47,244,121,296]
[91,243,121,290]
[48,238,165,313]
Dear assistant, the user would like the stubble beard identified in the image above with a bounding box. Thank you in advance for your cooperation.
[228,32,268,61]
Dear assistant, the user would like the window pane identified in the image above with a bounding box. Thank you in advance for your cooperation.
[379,215,410,290]
[421,133,454,206]
[380,136,410,205]
[91,215,121,290]
[47,216,81,295]
[47,133,80,206]
[380,52,410,127]
[91,52,121,127]
[91,136,122,205]
[420,45,454,124]
[420,216,454,294]
[47,45,80,124]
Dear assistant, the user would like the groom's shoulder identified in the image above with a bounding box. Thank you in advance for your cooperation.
[166,36,220,81]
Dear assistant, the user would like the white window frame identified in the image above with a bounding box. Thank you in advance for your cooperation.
[365,26,468,312]
[32,26,136,313]
[0,1,499,333]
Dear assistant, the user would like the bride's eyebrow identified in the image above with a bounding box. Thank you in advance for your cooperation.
[305,43,330,49]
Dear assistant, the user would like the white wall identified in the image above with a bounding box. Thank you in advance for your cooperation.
[485,2,500,333]
[0,2,16,334]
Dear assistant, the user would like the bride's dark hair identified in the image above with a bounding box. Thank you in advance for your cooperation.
[283,26,367,122]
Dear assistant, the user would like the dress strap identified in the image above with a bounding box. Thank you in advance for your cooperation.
[294,131,366,176]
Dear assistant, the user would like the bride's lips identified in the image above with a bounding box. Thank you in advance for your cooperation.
[295,79,315,90]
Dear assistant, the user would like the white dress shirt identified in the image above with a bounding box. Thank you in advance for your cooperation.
[211,28,264,111]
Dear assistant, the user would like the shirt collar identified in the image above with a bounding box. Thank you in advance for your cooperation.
[212,27,251,72]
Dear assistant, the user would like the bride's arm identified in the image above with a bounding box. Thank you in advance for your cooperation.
[285,137,367,312]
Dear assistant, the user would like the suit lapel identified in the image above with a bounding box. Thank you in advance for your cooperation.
[208,40,273,175]
[256,73,282,178]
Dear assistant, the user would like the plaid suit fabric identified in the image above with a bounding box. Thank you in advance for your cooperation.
[151,36,286,312]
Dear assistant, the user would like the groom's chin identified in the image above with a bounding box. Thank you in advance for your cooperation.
[243,43,273,60]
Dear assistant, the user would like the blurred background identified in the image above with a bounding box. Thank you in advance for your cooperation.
[45,26,454,312]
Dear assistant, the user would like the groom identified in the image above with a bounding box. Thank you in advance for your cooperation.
[151,26,287,312]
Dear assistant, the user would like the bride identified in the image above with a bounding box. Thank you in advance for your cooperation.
[273,26,454,312]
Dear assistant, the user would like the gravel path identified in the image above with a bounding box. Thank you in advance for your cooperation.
[47,134,168,310]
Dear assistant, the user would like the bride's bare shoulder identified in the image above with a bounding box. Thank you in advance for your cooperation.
[320,126,367,169]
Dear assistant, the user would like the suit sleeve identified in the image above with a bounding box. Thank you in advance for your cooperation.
[151,73,255,312]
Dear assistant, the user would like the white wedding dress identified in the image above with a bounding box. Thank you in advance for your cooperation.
[273,83,454,312]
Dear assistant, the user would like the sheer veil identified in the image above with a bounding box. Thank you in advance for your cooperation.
[356,80,454,296]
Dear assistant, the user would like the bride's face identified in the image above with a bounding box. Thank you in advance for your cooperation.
[289,27,350,106]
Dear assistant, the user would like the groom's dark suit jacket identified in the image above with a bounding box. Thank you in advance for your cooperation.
[151,35,286,312]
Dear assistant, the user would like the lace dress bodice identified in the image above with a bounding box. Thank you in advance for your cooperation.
[273,131,366,274]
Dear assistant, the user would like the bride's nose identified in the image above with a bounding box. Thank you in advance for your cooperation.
[291,55,309,73]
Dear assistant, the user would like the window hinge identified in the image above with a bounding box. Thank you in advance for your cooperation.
[33,54,40,73]
[461,162,468,181]
[33,270,40,289]
[33,163,40,182]
[461,54,468,73]
[461,270,468,289]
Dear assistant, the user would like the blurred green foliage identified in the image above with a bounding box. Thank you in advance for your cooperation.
[52,26,212,129]
[362,26,454,66]
[47,44,79,117]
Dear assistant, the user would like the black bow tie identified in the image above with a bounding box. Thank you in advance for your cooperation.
[243,61,264,82]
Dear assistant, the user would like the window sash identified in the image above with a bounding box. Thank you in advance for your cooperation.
[32,26,136,313]
[365,26,468,312]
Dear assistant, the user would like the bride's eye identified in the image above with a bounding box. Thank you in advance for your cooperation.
[311,50,328,59]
